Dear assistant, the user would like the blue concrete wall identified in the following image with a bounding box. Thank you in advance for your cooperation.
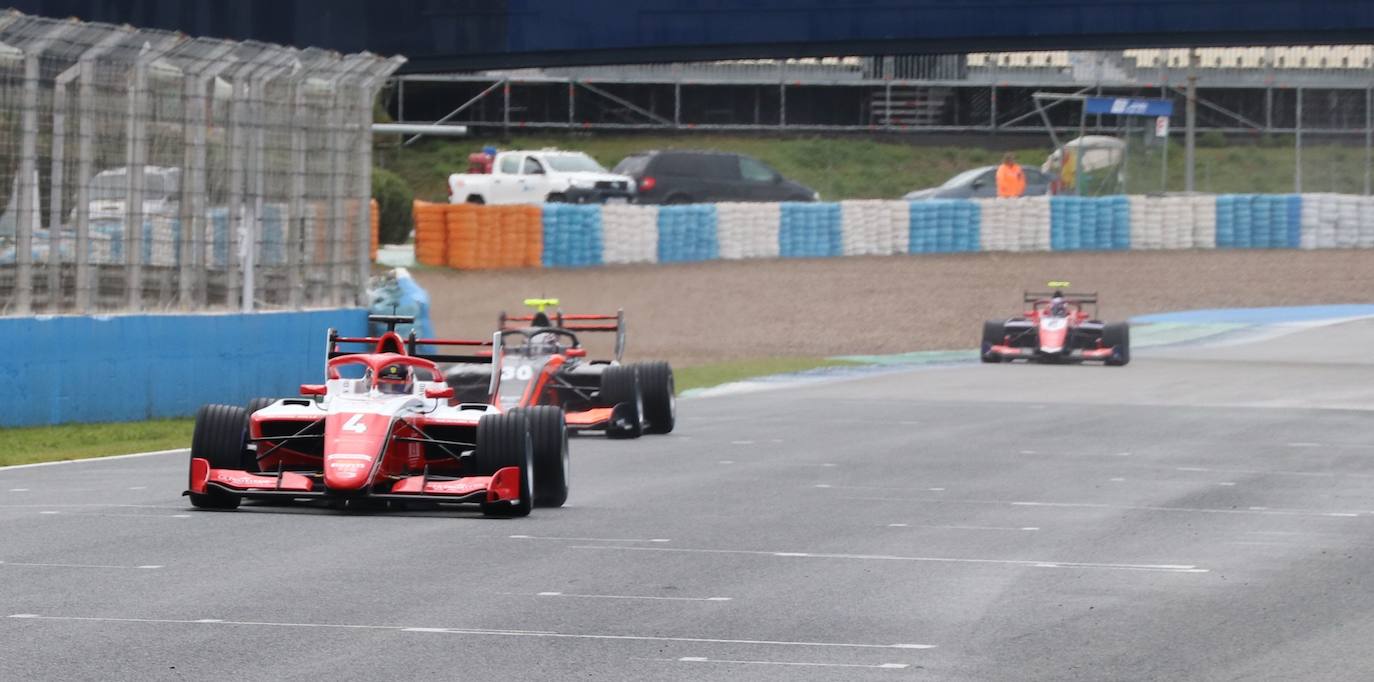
[0,309,367,427]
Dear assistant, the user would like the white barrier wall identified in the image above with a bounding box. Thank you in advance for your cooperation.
[978,196,1051,252]
[717,202,782,259]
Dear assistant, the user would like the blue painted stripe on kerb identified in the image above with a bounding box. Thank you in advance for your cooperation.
[1132,304,1374,324]
[0,309,368,427]
[779,202,842,258]
[657,205,718,263]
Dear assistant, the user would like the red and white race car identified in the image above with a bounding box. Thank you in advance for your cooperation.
[981,285,1130,366]
[184,315,569,516]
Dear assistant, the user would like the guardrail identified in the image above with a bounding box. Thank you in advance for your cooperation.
[413,194,1373,270]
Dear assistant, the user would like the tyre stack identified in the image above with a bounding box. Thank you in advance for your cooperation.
[541,204,603,268]
[601,203,659,264]
[778,202,842,258]
[369,198,380,262]
[716,201,781,260]
[840,200,906,256]
[412,200,448,266]
[656,205,718,263]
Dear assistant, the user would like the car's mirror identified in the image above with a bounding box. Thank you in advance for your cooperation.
[425,386,455,399]
[300,384,326,396]
[566,348,587,358]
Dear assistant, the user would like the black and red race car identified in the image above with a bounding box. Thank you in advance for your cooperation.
[183,315,569,516]
[981,284,1130,366]
[444,299,675,438]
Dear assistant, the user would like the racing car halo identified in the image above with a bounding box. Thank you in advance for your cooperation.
[445,299,675,439]
[981,282,1130,365]
[184,315,569,516]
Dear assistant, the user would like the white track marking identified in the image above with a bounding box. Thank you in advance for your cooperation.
[571,545,1207,574]
[718,460,735,465]
[892,524,1040,532]
[841,493,1367,519]
[0,449,186,472]
[6,614,935,650]
[731,440,754,445]
[1288,442,1322,448]
[508,534,670,543]
[8,488,29,492]
[1019,450,1038,455]
[33,510,194,520]
[664,657,909,669]
[0,561,163,570]
[1176,465,1374,480]
[522,591,732,602]
[1109,478,1126,482]
[128,486,147,491]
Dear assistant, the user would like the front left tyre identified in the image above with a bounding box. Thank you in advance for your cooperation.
[513,406,569,508]
[981,320,1004,363]
[1103,322,1131,366]
[475,413,534,518]
[634,361,675,434]
[188,404,249,510]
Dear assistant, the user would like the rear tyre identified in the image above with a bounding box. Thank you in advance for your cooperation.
[475,413,534,517]
[981,320,1005,363]
[515,406,569,508]
[466,195,485,205]
[1103,322,1131,367]
[634,361,675,434]
[188,404,248,510]
[600,366,643,439]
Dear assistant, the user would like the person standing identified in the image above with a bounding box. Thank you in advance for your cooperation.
[996,152,1026,198]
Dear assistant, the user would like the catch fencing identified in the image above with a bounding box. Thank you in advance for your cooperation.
[0,11,404,316]
[414,194,1374,270]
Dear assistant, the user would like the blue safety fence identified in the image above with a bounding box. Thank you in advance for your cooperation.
[779,202,842,258]
[0,308,368,427]
[908,199,979,253]
[657,205,719,263]
[542,204,604,267]
[1050,196,1130,251]
[1215,194,1301,249]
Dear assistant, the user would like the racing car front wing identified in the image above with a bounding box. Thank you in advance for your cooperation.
[185,457,524,505]
[986,344,1117,362]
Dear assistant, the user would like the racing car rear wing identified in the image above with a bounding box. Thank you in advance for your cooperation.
[1023,291,1098,316]
[327,315,495,364]
[500,308,626,361]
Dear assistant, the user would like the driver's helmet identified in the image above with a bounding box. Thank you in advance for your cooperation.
[376,363,413,395]
[528,331,563,355]
[1049,296,1068,317]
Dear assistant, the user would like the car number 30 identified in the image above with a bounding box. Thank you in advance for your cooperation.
[501,365,535,382]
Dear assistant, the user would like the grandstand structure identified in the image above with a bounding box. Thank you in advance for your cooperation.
[390,47,1374,136]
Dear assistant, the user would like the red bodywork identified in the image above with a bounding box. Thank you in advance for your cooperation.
[495,310,628,431]
[985,297,1121,363]
[185,330,523,508]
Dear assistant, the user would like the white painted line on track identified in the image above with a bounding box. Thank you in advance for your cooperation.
[31,510,194,520]
[571,545,1208,574]
[521,591,733,603]
[8,488,29,492]
[509,534,671,543]
[0,561,163,570]
[0,449,187,472]
[891,524,1040,532]
[731,440,755,445]
[663,657,910,670]
[6,614,935,650]
[1176,465,1374,480]
[840,493,1368,519]
[718,460,735,465]
[1288,442,1323,448]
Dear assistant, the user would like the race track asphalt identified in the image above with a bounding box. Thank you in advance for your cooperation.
[4,320,1374,681]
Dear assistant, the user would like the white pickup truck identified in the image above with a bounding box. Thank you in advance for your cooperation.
[447,150,635,205]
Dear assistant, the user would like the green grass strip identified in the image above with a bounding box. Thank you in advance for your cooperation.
[0,418,194,468]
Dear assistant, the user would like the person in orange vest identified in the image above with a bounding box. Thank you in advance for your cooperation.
[996,153,1026,198]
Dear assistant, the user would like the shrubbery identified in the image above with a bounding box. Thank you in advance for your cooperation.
[372,167,414,244]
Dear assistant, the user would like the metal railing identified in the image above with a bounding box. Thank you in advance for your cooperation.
[0,11,405,316]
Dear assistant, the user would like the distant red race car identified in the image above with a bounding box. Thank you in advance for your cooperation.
[183,315,569,516]
[444,299,675,438]
[981,285,1130,366]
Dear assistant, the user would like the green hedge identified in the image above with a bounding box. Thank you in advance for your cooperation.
[372,167,414,244]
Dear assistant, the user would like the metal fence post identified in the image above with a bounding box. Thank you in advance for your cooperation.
[1295,86,1304,194]
[178,41,236,309]
[243,52,298,312]
[325,55,372,307]
[71,27,130,312]
[355,57,405,305]
[124,35,182,312]
[15,21,76,315]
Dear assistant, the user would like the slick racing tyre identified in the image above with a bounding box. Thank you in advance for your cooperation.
[1104,322,1131,367]
[246,397,276,416]
[513,406,569,508]
[634,361,676,434]
[981,321,1004,363]
[188,404,249,510]
[600,366,643,439]
[475,413,534,517]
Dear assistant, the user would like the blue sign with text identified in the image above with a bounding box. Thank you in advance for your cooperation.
[1084,97,1174,117]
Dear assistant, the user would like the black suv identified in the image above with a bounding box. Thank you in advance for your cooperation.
[613,150,818,204]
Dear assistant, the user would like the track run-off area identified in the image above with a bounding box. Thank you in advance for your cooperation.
[4,316,1374,680]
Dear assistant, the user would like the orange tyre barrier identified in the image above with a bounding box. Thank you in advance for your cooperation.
[443,203,544,270]
[412,199,449,267]
[370,199,380,262]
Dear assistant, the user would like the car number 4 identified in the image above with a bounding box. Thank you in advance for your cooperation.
[343,413,367,433]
